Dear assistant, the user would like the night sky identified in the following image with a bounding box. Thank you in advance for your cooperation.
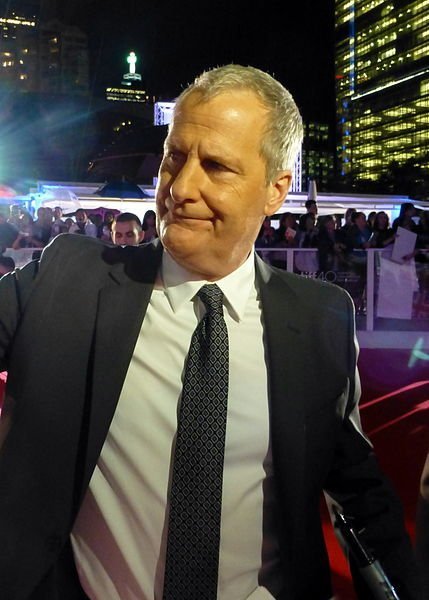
[65,0,336,124]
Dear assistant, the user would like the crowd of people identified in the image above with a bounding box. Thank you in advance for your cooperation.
[255,199,429,275]
[1,200,428,291]
[0,205,159,255]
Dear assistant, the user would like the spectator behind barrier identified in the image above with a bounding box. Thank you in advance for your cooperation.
[0,256,15,277]
[111,212,144,247]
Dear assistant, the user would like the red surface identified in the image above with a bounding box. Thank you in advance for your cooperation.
[326,348,429,598]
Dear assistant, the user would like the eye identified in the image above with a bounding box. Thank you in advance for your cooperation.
[164,149,182,163]
[203,159,228,172]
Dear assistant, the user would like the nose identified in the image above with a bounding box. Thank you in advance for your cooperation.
[169,157,203,205]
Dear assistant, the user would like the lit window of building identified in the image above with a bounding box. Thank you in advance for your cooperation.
[335,0,429,181]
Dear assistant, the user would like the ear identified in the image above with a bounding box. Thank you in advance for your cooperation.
[139,230,145,243]
[264,170,292,217]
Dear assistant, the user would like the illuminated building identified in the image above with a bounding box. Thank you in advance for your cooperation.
[0,11,38,91]
[0,7,89,95]
[302,122,334,191]
[39,20,89,95]
[105,52,150,104]
[335,0,429,181]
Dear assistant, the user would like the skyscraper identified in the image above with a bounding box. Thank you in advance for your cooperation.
[302,121,335,192]
[335,0,429,182]
[0,0,89,95]
[0,7,38,92]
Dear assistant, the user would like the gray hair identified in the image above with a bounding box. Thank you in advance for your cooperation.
[174,64,303,183]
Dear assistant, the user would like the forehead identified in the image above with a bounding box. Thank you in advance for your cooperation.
[168,90,268,150]
[113,220,138,232]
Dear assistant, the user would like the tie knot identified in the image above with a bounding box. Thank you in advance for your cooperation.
[197,283,224,315]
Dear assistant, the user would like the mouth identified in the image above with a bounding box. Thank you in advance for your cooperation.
[167,212,213,225]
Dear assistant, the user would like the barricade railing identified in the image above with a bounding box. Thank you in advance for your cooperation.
[3,246,429,333]
[255,247,429,332]
[3,247,42,268]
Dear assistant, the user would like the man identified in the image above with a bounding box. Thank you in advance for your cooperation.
[0,65,420,600]
[305,198,318,217]
[0,255,15,277]
[111,212,144,246]
[69,209,98,237]
[51,206,68,238]
[0,213,18,250]
[32,206,53,247]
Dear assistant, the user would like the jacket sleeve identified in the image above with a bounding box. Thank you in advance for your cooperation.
[0,258,40,373]
[324,291,421,599]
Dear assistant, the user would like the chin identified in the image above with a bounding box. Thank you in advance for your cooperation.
[162,223,202,257]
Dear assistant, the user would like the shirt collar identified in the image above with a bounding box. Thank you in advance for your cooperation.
[160,250,255,322]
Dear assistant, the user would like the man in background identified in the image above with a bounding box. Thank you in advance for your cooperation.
[69,209,98,238]
[0,256,15,277]
[111,212,144,247]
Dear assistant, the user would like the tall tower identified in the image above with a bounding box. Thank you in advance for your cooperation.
[335,0,429,182]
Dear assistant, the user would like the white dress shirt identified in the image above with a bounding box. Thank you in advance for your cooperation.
[71,250,282,599]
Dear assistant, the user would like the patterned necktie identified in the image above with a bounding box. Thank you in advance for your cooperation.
[163,283,229,600]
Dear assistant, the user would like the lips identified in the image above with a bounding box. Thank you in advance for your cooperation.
[168,211,213,223]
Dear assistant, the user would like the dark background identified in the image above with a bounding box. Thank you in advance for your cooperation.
[50,0,335,122]
[1,0,336,183]
[5,0,334,120]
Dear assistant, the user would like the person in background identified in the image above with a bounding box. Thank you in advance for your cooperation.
[369,211,396,249]
[11,211,43,249]
[275,211,297,242]
[64,217,74,232]
[7,204,21,229]
[32,207,52,247]
[142,209,158,242]
[88,213,104,239]
[51,206,68,238]
[392,202,419,233]
[346,211,371,253]
[0,213,18,251]
[101,211,116,241]
[0,256,15,277]
[111,212,144,247]
[69,209,98,237]
[317,214,347,273]
[305,198,318,217]
[0,64,420,600]
[367,210,377,231]
[271,212,298,269]
[337,207,356,247]
[255,217,277,265]
[294,212,319,274]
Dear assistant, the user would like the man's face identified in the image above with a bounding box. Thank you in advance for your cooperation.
[155,90,291,280]
[355,214,366,229]
[111,220,144,246]
[54,207,62,219]
[76,211,87,224]
[307,202,318,216]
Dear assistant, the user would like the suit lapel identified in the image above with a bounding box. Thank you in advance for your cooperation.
[256,257,308,537]
[80,242,163,494]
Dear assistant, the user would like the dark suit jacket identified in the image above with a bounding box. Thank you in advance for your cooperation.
[0,234,420,599]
